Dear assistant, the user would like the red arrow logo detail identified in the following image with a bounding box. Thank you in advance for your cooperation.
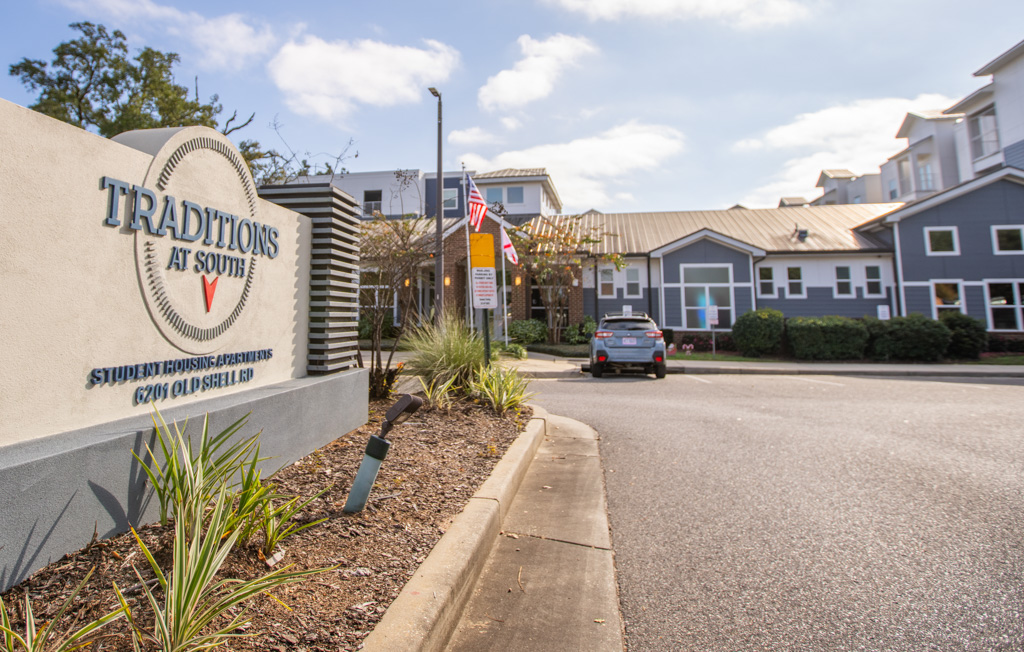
[202,275,219,313]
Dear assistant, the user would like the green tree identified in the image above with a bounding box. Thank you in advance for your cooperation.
[508,215,622,343]
[10,22,223,137]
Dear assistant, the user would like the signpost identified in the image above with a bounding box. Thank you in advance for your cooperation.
[707,305,719,358]
[469,234,497,366]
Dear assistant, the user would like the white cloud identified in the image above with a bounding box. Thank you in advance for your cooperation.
[461,121,684,212]
[501,117,523,131]
[545,0,813,29]
[737,93,957,207]
[59,0,276,70]
[268,37,460,124]
[478,34,597,112]
[449,127,498,146]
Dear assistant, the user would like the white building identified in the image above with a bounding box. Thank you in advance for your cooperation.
[879,110,962,203]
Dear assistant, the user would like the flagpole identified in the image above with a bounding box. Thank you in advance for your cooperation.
[463,165,474,330]
[501,223,509,346]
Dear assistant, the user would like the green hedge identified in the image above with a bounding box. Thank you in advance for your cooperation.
[786,315,868,360]
[940,312,988,359]
[731,308,785,357]
[509,319,548,345]
[887,313,951,362]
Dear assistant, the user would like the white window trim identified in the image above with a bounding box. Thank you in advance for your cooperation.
[442,188,458,209]
[598,266,616,298]
[785,266,806,299]
[985,278,1024,332]
[864,265,885,298]
[991,225,1024,256]
[833,265,855,299]
[931,279,965,319]
[924,226,960,256]
[624,267,643,299]
[756,266,777,299]
[680,264,735,331]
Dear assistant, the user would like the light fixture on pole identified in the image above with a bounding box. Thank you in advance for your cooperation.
[429,87,443,321]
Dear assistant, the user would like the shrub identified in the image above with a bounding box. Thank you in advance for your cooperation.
[561,323,584,344]
[730,308,785,357]
[404,313,485,392]
[887,313,951,361]
[471,365,534,415]
[508,319,548,345]
[988,334,1024,353]
[786,316,868,360]
[861,316,895,361]
[940,312,988,359]
[496,342,527,359]
[582,315,598,338]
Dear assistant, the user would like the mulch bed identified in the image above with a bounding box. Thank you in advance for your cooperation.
[0,398,531,650]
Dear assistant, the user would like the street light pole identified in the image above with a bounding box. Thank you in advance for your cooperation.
[429,87,443,321]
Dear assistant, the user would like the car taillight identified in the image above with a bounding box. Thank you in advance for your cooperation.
[645,330,662,338]
[654,355,664,362]
[595,331,613,339]
[597,354,607,362]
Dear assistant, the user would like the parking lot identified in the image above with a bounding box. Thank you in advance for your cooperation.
[533,373,1024,651]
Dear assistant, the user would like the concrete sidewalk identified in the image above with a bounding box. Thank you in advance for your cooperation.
[448,414,623,651]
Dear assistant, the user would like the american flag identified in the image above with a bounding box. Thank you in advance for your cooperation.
[466,174,488,232]
[501,227,519,265]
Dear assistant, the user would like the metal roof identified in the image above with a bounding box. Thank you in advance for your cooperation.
[475,168,548,179]
[526,204,903,256]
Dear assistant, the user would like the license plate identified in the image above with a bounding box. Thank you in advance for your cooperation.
[621,337,637,345]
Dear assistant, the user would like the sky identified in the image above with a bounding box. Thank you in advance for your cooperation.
[3,0,1023,213]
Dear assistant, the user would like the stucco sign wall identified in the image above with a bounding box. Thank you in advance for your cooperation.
[0,100,312,447]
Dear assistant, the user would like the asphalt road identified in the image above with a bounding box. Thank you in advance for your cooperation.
[531,373,1024,652]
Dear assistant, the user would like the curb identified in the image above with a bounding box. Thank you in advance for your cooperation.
[576,362,1024,379]
[360,405,549,652]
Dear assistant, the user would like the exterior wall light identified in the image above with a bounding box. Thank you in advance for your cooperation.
[514,276,521,286]
[444,276,451,286]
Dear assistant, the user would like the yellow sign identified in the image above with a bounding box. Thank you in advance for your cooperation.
[469,233,495,268]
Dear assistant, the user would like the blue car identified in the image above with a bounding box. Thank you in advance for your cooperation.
[589,312,667,379]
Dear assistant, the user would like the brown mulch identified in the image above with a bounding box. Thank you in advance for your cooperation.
[0,398,531,650]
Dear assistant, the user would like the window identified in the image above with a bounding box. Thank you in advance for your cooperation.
[507,186,524,204]
[681,265,733,329]
[599,268,615,297]
[924,227,960,256]
[835,266,853,297]
[787,267,805,298]
[917,155,934,191]
[933,282,963,317]
[969,106,1000,160]
[363,189,382,216]
[898,159,912,196]
[865,266,883,297]
[992,226,1024,255]
[625,267,642,298]
[486,187,503,204]
[443,188,458,209]
[988,282,1024,331]
[888,179,898,200]
[758,267,776,297]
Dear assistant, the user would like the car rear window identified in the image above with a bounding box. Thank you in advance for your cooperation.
[601,319,656,331]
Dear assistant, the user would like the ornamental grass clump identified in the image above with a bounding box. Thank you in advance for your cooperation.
[418,375,458,411]
[471,365,534,415]
[0,567,126,652]
[125,485,326,650]
[404,313,485,393]
[133,410,260,534]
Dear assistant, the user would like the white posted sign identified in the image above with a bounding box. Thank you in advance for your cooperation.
[471,267,498,309]
[707,305,719,325]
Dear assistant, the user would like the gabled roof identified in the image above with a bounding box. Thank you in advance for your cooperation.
[895,111,962,139]
[471,168,563,213]
[876,166,1024,224]
[944,83,995,115]
[817,169,856,184]
[778,197,808,207]
[530,204,901,256]
[974,37,1024,76]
